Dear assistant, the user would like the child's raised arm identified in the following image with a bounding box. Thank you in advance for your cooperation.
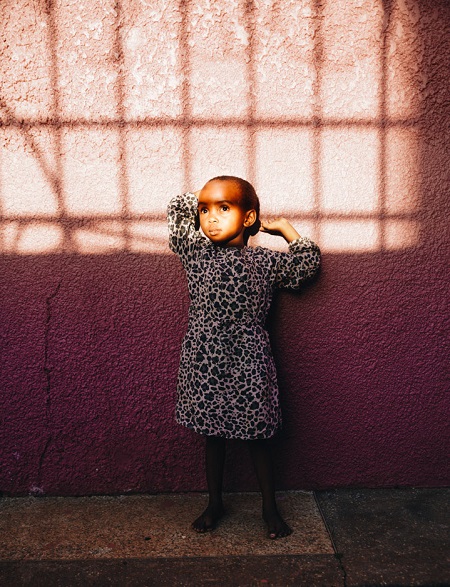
[260,218,321,289]
[260,218,301,244]
[167,191,204,263]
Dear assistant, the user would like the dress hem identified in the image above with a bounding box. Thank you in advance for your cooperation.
[176,418,280,441]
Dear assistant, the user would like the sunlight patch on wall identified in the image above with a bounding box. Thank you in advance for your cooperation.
[254,0,315,119]
[190,128,248,184]
[385,219,418,250]
[63,129,121,216]
[320,0,382,120]
[0,0,422,255]
[56,0,118,120]
[127,129,183,215]
[321,220,380,253]
[127,221,168,254]
[123,1,183,119]
[385,127,419,214]
[72,221,168,255]
[73,221,125,254]
[0,129,58,217]
[188,0,249,120]
[0,0,52,120]
[321,129,379,214]
[256,129,314,214]
[1,221,63,254]
[386,0,423,119]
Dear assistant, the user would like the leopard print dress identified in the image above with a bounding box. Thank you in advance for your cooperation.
[168,192,321,440]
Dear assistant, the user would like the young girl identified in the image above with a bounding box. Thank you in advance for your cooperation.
[167,176,320,539]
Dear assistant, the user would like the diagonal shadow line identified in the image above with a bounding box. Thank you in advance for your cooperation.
[0,98,61,208]
[8,219,23,254]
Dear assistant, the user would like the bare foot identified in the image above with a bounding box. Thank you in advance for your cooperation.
[263,507,292,539]
[192,503,225,533]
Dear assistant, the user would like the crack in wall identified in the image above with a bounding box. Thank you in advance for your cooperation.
[37,279,62,488]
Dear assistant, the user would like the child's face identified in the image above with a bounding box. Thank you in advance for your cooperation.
[198,180,256,247]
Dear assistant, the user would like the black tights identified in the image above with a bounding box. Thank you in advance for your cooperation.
[194,435,291,537]
[204,435,278,514]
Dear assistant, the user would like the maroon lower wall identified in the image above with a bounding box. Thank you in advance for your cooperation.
[1,236,448,495]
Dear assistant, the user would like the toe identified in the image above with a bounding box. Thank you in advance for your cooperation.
[193,521,209,532]
[267,522,292,539]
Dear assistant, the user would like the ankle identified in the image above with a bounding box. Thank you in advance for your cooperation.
[262,501,279,516]
[208,497,224,510]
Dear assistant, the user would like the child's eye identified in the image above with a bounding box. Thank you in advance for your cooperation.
[199,208,208,214]
[220,205,229,212]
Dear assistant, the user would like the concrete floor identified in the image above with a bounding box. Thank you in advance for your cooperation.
[0,488,448,586]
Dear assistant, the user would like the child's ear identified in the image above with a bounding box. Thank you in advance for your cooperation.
[244,209,257,227]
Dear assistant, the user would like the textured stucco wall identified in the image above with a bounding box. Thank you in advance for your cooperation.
[0,0,449,496]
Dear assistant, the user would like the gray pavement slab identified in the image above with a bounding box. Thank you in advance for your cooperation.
[0,491,343,586]
[0,492,332,560]
[315,487,450,587]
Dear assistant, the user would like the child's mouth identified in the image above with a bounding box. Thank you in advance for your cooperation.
[209,229,221,236]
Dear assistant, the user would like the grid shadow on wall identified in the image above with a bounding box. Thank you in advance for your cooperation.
[0,0,421,255]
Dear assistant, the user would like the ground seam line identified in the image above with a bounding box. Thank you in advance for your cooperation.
[313,491,348,587]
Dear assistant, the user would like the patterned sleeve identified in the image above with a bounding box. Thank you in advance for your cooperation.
[271,236,321,289]
[167,192,205,263]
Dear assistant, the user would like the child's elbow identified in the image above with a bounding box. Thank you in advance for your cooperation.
[313,250,321,272]
[307,246,321,271]
[301,250,321,284]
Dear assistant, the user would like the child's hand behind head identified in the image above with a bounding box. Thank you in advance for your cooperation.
[260,218,301,243]
[260,218,289,235]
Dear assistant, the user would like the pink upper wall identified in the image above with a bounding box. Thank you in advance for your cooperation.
[0,0,449,495]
